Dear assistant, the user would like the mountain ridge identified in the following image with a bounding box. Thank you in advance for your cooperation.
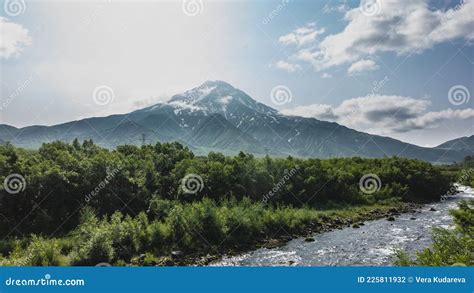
[0,80,471,163]
[436,135,474,153]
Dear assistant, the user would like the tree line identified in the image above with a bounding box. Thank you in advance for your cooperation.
[0,140,451,237]
[0,140,457,266]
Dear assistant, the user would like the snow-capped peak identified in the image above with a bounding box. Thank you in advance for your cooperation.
[141,80,280,124]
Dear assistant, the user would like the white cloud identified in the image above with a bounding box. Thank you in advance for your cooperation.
[0,17,32,59]
[323,2,350,14]
[275,60,302,73]
[321,72,332,78]
[287,0,474,71]
[278,23,325,46]
[283,103,338,120]
[347,59,379,75]
[281,95,474,134]
[395,108,474,132]
[3,2,236,126]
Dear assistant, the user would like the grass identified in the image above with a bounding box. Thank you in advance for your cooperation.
[0,199,408,266]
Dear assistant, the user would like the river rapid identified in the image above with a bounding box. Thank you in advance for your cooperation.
[211,186,473,266]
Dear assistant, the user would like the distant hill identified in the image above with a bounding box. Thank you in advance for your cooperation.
[0,80,470,163]
[436,135,474,154]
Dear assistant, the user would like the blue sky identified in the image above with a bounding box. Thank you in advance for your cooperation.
[0,0,473,146]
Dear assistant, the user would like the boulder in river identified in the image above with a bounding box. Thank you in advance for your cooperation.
[334,218,344,224]
[305,237,315,242]
[352,224,360,228]
[429,207,437,211]
[386,216,396,221]
[410,217,417,220]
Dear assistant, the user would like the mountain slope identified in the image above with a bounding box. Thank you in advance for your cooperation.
[436,135,474,153]
[0,80,470,163]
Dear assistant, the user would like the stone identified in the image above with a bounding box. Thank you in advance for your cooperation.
[171,251,184,259]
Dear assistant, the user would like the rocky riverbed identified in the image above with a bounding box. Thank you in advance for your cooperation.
[209,186,473,266]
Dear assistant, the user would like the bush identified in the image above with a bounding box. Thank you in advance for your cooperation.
[148,221,172,255]
[26,236,67,266]
[148,198,176,220]
[396,200,474,266]
[71,232,114,266]
[0,236,67,266]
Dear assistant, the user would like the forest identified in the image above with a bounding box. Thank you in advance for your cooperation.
[0,140,464,266]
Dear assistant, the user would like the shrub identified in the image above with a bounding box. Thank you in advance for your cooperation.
[71,232,114,266]
[396,200,474,266]
[148,221,172,255]
[0,236,68,266]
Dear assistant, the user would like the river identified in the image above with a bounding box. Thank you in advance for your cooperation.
[211,186,473,266]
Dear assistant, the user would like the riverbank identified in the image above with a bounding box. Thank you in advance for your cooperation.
[146,202,421,266]
[210,187,473,266]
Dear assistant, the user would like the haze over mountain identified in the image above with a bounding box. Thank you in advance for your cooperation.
[0,81,470,163]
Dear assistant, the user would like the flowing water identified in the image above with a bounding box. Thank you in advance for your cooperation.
[211,186,473,266]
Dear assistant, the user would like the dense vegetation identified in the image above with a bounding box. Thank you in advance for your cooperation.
[457,156,474,187]
[0,140,453,266]
[397,158,474,266]
[396,199,474,266]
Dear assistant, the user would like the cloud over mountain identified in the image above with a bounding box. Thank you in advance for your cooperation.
[282,95,474,134]
[1,80,469,163]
